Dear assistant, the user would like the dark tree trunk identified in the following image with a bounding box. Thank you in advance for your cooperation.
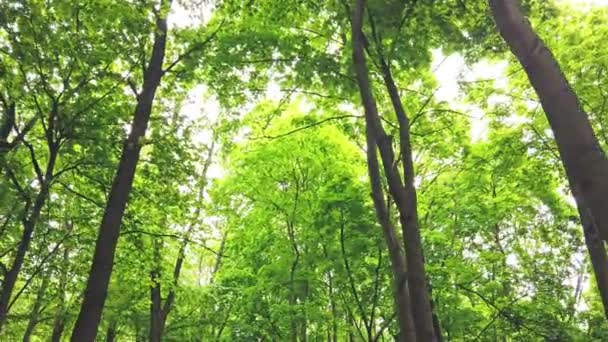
[70,8,170,341]
[489,0,608,240]
[22,270,50,342]
[0,102,15,146]
[0,145,57,331]
[379,54,439,342]
[51,317,65,342]
[352,0,434,340]
[149,277,165,342]
[106,322,117,342]
[580,203,608,320]
[51,246,70,342]
[149,239,166,342]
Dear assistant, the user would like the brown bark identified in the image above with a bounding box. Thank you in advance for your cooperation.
[351,4,417,335]
[379,54,439,342]
[352,0,435,340]
[489,0,608,240]
[70,6,171,341]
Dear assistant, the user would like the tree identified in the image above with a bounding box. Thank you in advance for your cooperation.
[488,0,608,320]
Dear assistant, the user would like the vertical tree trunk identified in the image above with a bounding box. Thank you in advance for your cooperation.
[351,0,433,340]
[489,0,608,241]
[0,145,57,331]
[106,321,117,342]
[149,239,166,342]
[70,6,170,341]
[51,246,71,342]
[489,0,608,319]
[580,203,608,320]
[22,270,50,342]
[379,55,439,342]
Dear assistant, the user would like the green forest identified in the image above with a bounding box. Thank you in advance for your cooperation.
[1,0,608,340]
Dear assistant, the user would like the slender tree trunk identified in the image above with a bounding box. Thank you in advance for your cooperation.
[22,270,50,342]
[580,203,608,320]
[489,0,608,240]
[0,145,57,331]
[352,0,433,340]
[51,245,70,342]
[106,321,117,342]
[0,102,15,149]
[379,55,439,342]
[150,240,165,342]
[70,7,170,341]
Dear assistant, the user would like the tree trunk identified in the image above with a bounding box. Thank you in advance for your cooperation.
[150,239,165,342]
[379,54,439,342]
[149,277,164,342]
[580,203,608,320]
[106,322,117,342]
[22,270,50,342]
[70,8,170,341]
[51,245,71,342]
[489,0,608,241]
[0,149,55,332]
[351,0,433,340]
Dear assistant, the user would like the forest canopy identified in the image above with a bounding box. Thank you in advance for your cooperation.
[1,0,608,341]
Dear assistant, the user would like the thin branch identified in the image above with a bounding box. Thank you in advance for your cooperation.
[164,18,227,74]
[250,114,362,140]
[120,230,226,257]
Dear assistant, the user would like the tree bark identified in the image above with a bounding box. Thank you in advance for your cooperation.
[351,0,434,340]
[106,321,117,342]
[0,145,57,331]
[149,239,165,342]
[579,203,608,320]
[51,245,71,342]
[489,0,608,241]
[379,54,439,342]
[70,6,171,341]
[22,269,50,342]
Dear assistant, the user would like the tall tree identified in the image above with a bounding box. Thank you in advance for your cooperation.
[70,2,173,339]
[488,0,608,319]
[351,0,439,340]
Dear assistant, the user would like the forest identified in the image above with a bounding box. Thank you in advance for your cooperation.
[1,0,608,341]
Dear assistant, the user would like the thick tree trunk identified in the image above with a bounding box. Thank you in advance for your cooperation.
[70,9,170,341]
[489,0,608,240]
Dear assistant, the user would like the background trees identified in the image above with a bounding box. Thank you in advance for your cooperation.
[1,0,607,340]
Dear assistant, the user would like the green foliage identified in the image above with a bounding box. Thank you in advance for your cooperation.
[0,0,607,341]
